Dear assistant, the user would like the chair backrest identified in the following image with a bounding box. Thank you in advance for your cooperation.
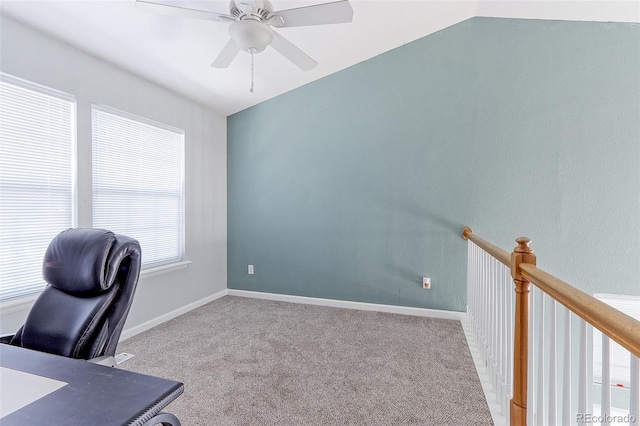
[10,228,141,360]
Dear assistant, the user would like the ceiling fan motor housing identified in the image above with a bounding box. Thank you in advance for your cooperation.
[230,0,272,21]
[229,20,274,53]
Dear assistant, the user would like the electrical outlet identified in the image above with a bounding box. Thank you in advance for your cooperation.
[422,277,431,289]
[248,265,254,275]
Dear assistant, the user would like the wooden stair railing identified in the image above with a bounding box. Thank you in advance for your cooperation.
[463,227,640,425]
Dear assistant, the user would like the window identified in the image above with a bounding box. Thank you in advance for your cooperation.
[91,104,185,269]
[0,73,76,301]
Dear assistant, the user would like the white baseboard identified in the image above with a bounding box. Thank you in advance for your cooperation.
[461,317,508,426]
[120,289,228,341]
[227,289,466,321]
[120,288,466,342]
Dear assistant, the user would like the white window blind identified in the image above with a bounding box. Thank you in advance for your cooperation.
[91,104,185,269]
[0,73,76,301]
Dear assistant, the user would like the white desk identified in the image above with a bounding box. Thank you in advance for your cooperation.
[0,366,67,417]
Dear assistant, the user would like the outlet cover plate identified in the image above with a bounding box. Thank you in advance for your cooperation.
[422,277,431,289]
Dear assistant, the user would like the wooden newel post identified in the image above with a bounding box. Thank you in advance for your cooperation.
[510,237,536,426]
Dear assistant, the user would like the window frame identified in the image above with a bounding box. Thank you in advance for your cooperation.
[0,72,77,303]
[90,103,186,270]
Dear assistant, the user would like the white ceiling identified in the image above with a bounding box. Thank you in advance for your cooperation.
[1,0,638,116]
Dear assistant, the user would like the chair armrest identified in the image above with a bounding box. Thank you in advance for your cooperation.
[0,334,14,344]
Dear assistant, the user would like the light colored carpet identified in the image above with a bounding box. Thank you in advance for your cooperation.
[119,296,492,425]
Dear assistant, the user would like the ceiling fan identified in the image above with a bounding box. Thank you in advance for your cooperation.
[136,0,353,89]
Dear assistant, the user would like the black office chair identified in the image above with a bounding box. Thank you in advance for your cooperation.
[2,228,141,366]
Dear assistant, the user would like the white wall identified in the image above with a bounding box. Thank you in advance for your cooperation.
[0,15,227,336]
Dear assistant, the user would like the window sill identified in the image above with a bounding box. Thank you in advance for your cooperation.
[140,260,192,280]
[0,294,38,314]
[0,262,192,314]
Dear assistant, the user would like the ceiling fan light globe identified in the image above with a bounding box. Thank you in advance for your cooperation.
[229,20,273,53]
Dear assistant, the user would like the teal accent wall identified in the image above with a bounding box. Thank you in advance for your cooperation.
[228,17,640,312]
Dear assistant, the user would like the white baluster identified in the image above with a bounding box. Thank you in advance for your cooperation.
[468,241,474,338]
[491,257,497,393]
[505,268,515,407]
[467,240,471,321]
[471,243,477,343]
[498,262,506,415]
[601,335,611,424]
[476,244,480,345]
[528,286,536,426]
[631,354,639,424]
[578,320,588,426]
[506,265,513,410]
[487,256,495,382]
[502,260,508,413]
[478,246,487,360]
[493,257,500,402]
[484,250,490,367]
[480,250,486,364]
[487,256,496,376]
[549,299,557,426]
[536,289,545,423]
[476,243,480,337]
[562,308,571,425]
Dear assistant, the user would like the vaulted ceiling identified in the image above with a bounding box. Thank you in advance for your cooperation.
[1,1,638,115]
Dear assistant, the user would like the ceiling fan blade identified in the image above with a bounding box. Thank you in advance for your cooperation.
[270,31,317,71]
[211,39,241,68]
[135,0,233,22]
[272,0,353,28]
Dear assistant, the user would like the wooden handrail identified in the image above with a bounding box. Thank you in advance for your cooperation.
[462,227,511,267]
[520,262,640,359]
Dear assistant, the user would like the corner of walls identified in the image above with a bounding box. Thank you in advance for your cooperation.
[0,15,228,335]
